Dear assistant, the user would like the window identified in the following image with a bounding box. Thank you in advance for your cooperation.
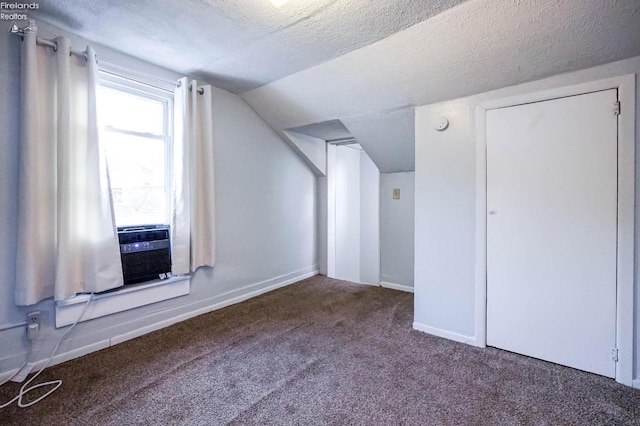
[98,74,173,227]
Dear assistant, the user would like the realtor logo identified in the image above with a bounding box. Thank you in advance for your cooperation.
[0,2,39,20]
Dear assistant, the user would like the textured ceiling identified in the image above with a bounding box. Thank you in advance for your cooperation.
[287,120,352,141]
[27,0,640,173]
[242,0,640,172]
[31,0,467,93]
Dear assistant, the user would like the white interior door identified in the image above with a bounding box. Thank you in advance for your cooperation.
[486,89,618,378]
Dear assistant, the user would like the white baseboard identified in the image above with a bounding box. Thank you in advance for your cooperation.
[413,321,483,348]
[44,339,111,368]
[0,339,110,385]
[111,266,318,345]
[355,281,379,287]
[0,367,19,384]
[380,281,414,293]
[633,380,640,389]
[0,267,318,378]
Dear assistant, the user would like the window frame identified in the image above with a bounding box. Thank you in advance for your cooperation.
[98,71,174,227]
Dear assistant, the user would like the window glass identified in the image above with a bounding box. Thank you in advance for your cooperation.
[103,133,167,226]
[98,77,172,227]
[99,85,165,135]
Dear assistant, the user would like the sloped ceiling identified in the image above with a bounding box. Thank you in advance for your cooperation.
[29,0,640,173]
[242,0,640,172]
[31,0,467,93]
[287,120,352,142]
[342,107,415,172]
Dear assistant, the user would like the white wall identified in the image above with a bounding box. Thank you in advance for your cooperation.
[359,152,380,286]
[333,146,361,283]
[414,56,640,380]
[317,176,328,276]
[282,130,327,176]
[324,146,380,285]
[380,172,415,289]
[0,23,318,372]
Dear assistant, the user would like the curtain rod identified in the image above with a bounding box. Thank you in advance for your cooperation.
[9,25,204,95]
[10,32,175,93]
[9,20,88,60]
[36,37,92,61]
[9,30,93,62]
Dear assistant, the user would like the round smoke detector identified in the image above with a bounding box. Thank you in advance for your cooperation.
[435,117,449,131]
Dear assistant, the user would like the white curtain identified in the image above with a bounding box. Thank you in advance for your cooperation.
[15,25,123,306]
[171,78,216,274]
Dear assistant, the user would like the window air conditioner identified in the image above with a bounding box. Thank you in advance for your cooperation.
[117,225,172,285]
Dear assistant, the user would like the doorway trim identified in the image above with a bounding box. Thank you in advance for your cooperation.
[474,75,636,386]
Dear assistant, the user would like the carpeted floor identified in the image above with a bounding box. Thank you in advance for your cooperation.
[1,275,639,425]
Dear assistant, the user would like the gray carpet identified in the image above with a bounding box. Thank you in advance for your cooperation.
[1,275,639,425]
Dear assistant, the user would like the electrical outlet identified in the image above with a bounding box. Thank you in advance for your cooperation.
[27,310,40,325]
[27,323,39,339]
[27,310,40,340]
[393,188,400,199]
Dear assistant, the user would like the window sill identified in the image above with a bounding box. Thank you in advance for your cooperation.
[55,275,190,328]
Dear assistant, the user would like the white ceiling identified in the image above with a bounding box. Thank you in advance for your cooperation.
[287,120,352,141]
[31,0,640,173]
[242,0,640,172]
[32,0,467,93]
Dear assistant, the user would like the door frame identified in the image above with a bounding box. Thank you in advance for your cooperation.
[474,75,636,386]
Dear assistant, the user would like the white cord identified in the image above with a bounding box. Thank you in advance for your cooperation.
[0,294,94,408]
